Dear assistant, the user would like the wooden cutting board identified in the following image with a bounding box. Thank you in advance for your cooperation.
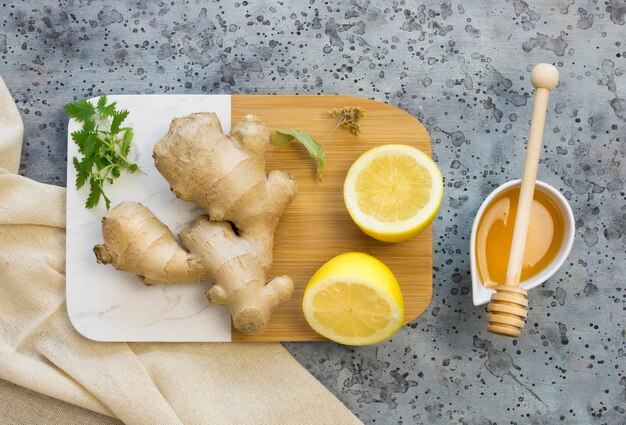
[66,94,432,342]
[231,96,432,341]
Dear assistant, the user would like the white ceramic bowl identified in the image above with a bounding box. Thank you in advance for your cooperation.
[470,180,575,306]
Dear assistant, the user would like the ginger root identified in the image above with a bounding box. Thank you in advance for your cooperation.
[94,113,297,334]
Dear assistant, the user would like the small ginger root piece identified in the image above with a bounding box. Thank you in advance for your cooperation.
[93,202,208,285]
[94,113,297,334]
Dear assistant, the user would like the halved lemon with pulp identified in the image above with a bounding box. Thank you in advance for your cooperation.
[302,252,404,346]
[344,144,443,242]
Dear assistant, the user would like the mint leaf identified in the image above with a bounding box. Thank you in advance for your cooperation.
[96,95,117,117]
[121,128,133,156]
[270,130,326,180]
[73,157,88,189]
[102,191,111,210]
[64,99,96,121]
[81,133,100,156]
[71,129,88,146]
[83,118,96,134]
[110,109,129,134]
[79,156,94,174]
[86,178,111,210]
[65,95,140,209]
[86,178,102,209]
[97,95,107,111]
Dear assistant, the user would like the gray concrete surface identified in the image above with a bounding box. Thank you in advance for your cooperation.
[1,1,625,423]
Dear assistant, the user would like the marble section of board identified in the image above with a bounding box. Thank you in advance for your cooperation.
[1,1,624,423]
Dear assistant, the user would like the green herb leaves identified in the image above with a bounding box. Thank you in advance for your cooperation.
[64,100,96,121]
[65,95,140,209]
[269,107,367,181]
[270,130,326,181]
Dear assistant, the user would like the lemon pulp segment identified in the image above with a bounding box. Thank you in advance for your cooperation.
[355,153,433,222]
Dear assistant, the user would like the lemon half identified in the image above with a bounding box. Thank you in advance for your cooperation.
[302,252,404,346]
[344,144,443,242]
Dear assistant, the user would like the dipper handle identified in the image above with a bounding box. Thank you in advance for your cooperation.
[487,64,559,337]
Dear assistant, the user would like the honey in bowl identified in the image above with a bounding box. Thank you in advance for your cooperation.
[475,187,564,288]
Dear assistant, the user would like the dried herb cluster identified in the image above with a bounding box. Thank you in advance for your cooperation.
[327,106,367,136]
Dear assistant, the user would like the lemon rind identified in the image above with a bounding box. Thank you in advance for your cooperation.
[302,276,404,346]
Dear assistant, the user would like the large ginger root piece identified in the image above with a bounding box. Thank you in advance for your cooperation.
[94,113,297,334]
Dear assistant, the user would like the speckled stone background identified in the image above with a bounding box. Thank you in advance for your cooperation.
[1,0,625,423]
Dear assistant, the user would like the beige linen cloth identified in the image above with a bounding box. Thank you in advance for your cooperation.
[0,77,361,425]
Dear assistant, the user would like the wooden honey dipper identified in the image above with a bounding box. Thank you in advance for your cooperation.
[486,63,559,337]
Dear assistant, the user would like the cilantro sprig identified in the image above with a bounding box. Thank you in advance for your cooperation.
[65,95,140,209]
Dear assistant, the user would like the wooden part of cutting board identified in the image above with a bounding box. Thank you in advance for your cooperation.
[230,95,433,342]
